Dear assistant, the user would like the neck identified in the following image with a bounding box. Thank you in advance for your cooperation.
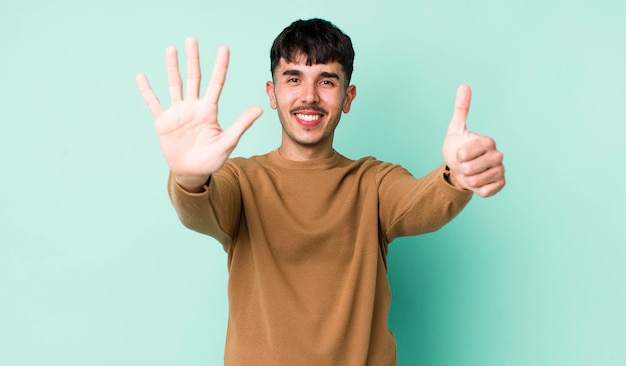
[277,144,335,161]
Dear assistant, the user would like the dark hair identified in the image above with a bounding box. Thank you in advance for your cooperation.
[270,18,355,85]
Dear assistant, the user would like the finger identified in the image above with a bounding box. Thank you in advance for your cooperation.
[470,176,506,198]
[165,46,183,103]
[136,73,164,118]
[459,149,504,177]
[460,162,505,193]
[185,37,201,100]
[204,46,230,104]
[447,84,471,135]
[457,135,496,163]
[220,106,263,148]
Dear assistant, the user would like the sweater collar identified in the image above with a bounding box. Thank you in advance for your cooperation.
[269,149,341,170]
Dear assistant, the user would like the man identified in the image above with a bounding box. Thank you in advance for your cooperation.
[136,18,504,366]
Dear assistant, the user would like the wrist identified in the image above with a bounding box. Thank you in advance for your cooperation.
[174,174,211,193]
[444,165,465,190]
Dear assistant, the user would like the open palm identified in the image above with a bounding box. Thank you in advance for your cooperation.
[136,38,262,189]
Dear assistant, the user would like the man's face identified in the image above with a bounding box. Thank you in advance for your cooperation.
[266,55,356,154]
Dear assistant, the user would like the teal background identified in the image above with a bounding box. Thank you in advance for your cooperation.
[2,0,624,365]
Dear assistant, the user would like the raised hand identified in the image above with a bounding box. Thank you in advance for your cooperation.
[442,85,505,197]
[136,38,263,191]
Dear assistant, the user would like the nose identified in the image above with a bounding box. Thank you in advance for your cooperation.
[300,82,320,104]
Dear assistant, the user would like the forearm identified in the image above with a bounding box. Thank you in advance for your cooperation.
[382,165,473,241]
[167,170,241,247]
[173,173,211,193]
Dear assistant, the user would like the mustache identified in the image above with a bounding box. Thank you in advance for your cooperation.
[290,105,328,115]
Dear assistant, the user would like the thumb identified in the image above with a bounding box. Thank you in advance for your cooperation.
[222,106,264,147]
[447,84,471,135]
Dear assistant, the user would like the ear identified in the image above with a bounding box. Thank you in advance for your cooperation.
[342,85,357,113]
[266,81,277,110]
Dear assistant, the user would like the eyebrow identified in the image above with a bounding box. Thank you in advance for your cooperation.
[320,71,340,80]
[282,69,340,80]
[282,69,302,76]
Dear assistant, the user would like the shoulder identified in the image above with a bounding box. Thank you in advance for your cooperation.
[332,154,418,187]
[216,152,284,185]
[222,152,273,170]
[340,154,407,174]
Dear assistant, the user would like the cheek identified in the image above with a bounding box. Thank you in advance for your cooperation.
[274,90,295,108]
[320,92,342,109]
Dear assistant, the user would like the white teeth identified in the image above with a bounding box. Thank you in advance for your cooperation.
[296,113,321,121]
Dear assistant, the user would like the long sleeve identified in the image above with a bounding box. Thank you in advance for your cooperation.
[378,164,473,243]
[167,164,243,250]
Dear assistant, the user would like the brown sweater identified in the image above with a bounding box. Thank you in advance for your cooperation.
[168,150,472,366]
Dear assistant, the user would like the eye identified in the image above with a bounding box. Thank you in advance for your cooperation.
[320,80,335,86]
[287,77,300,83]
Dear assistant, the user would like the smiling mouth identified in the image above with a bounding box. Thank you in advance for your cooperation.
[295,113,322,122]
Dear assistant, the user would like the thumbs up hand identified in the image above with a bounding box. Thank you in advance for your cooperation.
[442,85,505,197]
